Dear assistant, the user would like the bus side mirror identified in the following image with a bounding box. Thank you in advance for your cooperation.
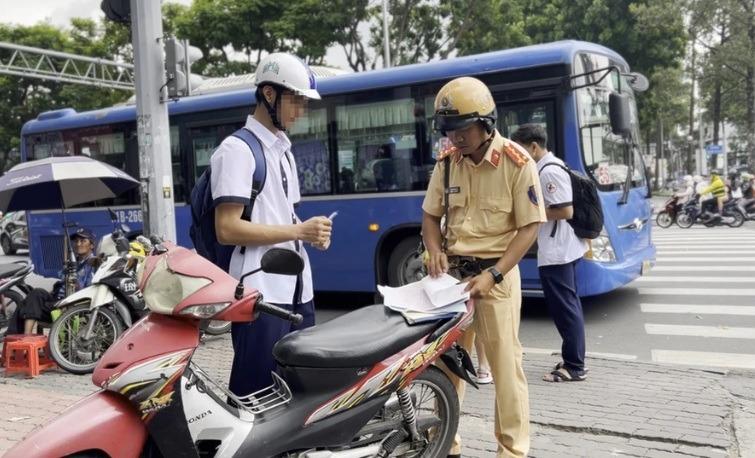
[609,93,632,138]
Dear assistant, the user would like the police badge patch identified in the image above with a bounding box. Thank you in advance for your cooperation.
[527,185,539,206]
[546,182,557,193]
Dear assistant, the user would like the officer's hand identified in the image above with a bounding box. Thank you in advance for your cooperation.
[464,272,495,299]
[311,237,331,251]
[426,251,448,278]
[298,216,332,245]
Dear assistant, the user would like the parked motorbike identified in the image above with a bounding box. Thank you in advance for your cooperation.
[7,243,476,458]
[0,262,34,337]
[676,195,745,228]
[655,196,681,228]
[47,230,147,374]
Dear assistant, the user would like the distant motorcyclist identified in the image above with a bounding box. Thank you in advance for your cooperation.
[699,171,726,219]
[673,175,695,204]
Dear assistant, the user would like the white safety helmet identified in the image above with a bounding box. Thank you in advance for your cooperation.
[683,175,693,186]
[255,53,321,100]
[693,174,703,183]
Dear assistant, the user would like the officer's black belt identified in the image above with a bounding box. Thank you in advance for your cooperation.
[447,256,498,277]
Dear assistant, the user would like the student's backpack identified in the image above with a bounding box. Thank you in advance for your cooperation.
[189,128,266,271]
[539,162,604,239]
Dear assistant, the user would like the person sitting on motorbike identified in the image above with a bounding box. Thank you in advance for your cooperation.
[674,175,695,204]
[699,171,726,219]
[16,227,96,334]
[741,172,754,204]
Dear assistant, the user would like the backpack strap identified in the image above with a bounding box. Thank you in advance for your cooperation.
[442,156,450,252]
[231,128,267,222]
[537,162,570,238]
[231,128,266,256]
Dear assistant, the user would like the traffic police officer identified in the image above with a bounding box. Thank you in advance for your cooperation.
[422,77,546,458]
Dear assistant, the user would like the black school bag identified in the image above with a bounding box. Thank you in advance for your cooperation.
[189,128,266,271]
[539,162,604,239]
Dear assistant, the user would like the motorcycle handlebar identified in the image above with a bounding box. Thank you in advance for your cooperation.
[255,300,303,326]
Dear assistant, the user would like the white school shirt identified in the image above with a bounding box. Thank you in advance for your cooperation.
[210,115,313,304]
[535,152,589,267]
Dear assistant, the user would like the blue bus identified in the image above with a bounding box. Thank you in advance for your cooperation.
[20,40,655,296]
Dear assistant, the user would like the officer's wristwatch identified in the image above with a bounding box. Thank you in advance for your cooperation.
[487,267,503,284]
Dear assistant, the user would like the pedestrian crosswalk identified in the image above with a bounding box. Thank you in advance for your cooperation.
[637,225,755,369]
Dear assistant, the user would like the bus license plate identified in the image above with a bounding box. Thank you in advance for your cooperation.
[641,260,652,276]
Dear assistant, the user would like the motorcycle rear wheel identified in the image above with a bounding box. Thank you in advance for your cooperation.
[727,210,745,228]
[49,303,123,374]
[676,213,694,228]
[655,211,674,228]
[353,366,459,457]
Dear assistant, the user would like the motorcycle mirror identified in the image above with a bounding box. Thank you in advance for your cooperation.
[261,248,304,276]
[115,237,130,254]
[120,223,131,234]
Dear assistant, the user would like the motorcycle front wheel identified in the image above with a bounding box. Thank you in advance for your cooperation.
[655,211,674,228]
[49,303,123,374]
[676,212,694,228]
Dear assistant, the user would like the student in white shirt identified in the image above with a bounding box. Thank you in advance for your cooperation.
[211,53,332,397]
[512,124,588,382]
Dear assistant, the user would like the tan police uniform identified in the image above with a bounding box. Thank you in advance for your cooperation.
[422,131,546,457]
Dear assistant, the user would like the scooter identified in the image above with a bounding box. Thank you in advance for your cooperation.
[739,198,755,221]
[677,195,744,228]
[0,262,34,336]
[655,196,681,228]
[47,231,147,374]
[7,244,476,458]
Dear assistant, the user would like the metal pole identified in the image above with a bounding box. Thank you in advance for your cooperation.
[382,0,391,68]
[698,110,706,176]
[722,121,727,176]
[130,0,177,241]
[182,38,192,96]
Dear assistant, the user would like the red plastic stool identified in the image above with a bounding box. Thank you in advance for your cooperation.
[0,334,25,367]
[3,335,57,377]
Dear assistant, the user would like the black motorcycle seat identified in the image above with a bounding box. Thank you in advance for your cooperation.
[0,263,26,278]
[273,304,444,369]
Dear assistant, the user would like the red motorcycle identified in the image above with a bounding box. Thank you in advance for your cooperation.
[655,195,681,228]
[7,243,476,458]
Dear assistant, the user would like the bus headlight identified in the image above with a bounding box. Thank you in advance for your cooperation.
[585,229,616,263]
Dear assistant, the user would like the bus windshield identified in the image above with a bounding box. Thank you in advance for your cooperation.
[574,53,646,191]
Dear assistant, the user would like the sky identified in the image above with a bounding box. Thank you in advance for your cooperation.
[2,0,360,71]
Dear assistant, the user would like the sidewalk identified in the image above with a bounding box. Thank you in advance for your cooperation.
[2,336,753,457]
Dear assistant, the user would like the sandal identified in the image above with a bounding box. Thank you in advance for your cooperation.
[472,367,493,384]
[542,366,587,383]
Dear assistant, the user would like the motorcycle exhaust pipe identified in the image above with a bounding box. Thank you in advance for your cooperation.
[301,443,381,458]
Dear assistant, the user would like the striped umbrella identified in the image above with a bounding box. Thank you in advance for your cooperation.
[0,156,140,212]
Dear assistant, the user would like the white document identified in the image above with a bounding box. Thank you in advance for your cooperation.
[378,274,470,312]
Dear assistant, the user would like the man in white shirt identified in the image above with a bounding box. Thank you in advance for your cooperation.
[211,53,332,397]
[512,124,589,382]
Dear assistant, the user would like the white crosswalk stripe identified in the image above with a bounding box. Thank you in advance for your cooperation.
[635,225,755,369]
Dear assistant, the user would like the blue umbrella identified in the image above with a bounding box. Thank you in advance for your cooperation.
[0,156,140,212]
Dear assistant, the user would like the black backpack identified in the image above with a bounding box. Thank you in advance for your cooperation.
[189,128,266,271]
[539,162,603,239]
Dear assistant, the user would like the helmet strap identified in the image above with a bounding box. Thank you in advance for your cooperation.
[261,85,285,132]
[473,128,495,155]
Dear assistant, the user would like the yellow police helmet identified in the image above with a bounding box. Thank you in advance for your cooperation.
[433,77,497,134]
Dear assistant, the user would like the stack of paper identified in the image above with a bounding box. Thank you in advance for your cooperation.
[377,274,469,324]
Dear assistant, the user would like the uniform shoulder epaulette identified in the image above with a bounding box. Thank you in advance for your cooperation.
[436,145,462,164]
[502,139,529,168]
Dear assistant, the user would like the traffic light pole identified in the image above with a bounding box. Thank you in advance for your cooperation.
[130,0,177,241]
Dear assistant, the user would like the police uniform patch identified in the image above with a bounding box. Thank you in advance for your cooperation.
[546,182,557,194]
[490,150,501,167]
[528,185,539,206]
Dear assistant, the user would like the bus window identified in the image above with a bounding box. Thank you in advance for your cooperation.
[288,107,331,195]
[335,97,418,193]
[26,132,75,159]
[575,53,645,190]
[169,125,186,203]
[188,122,243,180]
[498,101,557,156]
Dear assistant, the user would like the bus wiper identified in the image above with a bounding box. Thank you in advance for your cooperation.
[618,144,632,205]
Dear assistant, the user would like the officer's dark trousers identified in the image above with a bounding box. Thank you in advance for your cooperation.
[538,260,586,373]
[229,300,315,398]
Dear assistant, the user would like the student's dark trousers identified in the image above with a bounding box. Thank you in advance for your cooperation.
[538,260,585,372]
[228,300,315,397]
